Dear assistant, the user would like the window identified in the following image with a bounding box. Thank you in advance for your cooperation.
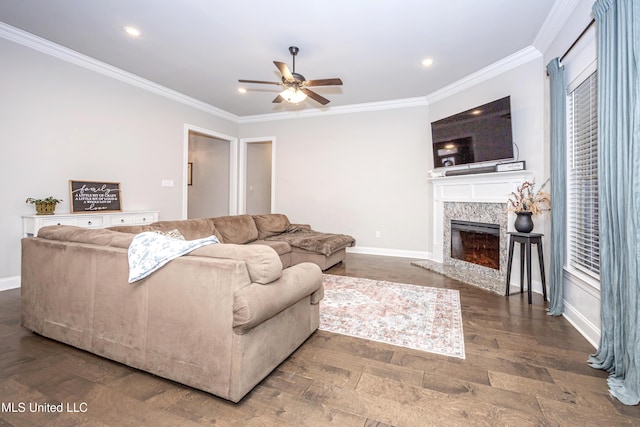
[567,70,599,278]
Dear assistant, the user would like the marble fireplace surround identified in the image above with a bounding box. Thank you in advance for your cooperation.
[427,170,533,294]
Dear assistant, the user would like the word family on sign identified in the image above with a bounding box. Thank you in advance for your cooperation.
[73,186,117,210]
[69,181,121,213]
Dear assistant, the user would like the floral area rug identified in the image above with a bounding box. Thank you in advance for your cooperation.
[319,274,465,359]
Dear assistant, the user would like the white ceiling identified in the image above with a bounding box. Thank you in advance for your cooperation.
[0,0,558,117]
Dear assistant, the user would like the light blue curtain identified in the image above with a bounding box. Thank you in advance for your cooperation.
[546,58,566,316]
[587,0,640,406]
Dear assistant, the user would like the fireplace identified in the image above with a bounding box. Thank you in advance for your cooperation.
[450,220,500,270]
[441,201,508,294]
[422,171,531,295]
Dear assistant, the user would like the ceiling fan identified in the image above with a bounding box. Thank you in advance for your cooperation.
[239,46,343,105]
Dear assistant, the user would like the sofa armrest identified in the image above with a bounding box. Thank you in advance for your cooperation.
[232,262,322,334]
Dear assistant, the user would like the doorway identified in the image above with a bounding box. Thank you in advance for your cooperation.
[183,124,237,219]
[239,137,275,214]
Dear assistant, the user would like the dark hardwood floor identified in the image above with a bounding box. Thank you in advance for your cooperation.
[2,253,639,426]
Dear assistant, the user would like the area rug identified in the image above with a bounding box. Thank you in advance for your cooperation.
[319,274,465,359]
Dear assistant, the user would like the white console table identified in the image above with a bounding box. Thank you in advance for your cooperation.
[22,211,159,237]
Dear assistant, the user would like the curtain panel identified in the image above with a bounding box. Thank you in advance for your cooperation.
[587,0,640,406]
[546,58,566,316]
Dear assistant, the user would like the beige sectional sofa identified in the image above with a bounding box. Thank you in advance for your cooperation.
[110,213,355,271]
[20,214,354,402]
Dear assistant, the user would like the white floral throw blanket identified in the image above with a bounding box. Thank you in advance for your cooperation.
[128,232,219,283]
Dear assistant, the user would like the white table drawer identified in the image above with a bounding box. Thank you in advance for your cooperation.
[135,214,155,224]
[23,211,158,237]
[110,215,137,226]
[76,217,104,228]
[41,218,76,227]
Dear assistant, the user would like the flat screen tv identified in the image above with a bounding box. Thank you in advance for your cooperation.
[430,96,514,171]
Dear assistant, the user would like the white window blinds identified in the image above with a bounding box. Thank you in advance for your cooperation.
[567,70,599,278]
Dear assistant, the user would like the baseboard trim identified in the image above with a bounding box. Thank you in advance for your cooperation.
[347,246,429,259]
[0,276,20,291]
[562,300,600,349]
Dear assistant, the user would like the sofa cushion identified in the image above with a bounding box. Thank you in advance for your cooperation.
[213,215,258,244]
[108,218,221,241]
[108,225,156,234]
[253,214,291,239]
[249,240,291,256]
[38,225,134,248]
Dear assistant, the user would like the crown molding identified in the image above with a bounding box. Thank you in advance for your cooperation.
[0,22,240,123]
[2,21,543,125]
[533,0,584,54]
[238,97,429,124]
[425,46,542,104]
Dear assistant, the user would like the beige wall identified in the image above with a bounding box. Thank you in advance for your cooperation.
[239,56,547,257]
[0,37,237,282]
[239,106,432,256]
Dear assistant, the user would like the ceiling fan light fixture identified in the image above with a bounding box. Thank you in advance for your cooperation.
[280,87,307,103]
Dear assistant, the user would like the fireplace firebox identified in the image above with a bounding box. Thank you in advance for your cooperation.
[450,220,500,270]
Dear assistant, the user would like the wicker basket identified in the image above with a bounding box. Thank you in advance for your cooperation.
[35,202,57,215]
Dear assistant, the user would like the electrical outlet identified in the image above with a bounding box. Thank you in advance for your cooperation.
[375,231,381,238]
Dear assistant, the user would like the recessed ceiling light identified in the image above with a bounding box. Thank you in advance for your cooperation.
[471,109,482,115]
[421,58,434,67]
[124,26,141,37]
[238,87,247,94]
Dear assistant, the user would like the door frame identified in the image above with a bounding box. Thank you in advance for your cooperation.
[183,124,238,219]
[238,136,276,214]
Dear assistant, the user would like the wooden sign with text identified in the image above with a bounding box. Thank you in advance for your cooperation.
[69,180,122,213]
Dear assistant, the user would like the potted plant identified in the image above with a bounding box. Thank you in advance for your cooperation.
[507,179,550,233]
[26,196,63,215]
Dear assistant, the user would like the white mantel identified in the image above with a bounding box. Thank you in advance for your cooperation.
[429,170,533,263]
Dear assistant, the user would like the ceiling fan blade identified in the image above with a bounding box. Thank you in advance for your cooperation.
[305,78,343,87]
[301,88,330,105]
[274,61,294,81]
[238,79,281,85]
[272,94,284,103]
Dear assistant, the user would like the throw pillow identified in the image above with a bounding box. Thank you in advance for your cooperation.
[153,229,186,240]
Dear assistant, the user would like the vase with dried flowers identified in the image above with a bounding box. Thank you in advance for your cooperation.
[507,179,550,233]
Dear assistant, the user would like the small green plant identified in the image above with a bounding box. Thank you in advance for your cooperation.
[26,196,63,205]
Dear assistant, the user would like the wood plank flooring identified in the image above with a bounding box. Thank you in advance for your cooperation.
[2,253,640,426]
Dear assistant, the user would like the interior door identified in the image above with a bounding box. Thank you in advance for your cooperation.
[187,132,231,218]
[244,140,273,214]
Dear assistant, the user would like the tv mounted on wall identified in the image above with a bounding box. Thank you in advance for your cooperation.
[430,96,514,173]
